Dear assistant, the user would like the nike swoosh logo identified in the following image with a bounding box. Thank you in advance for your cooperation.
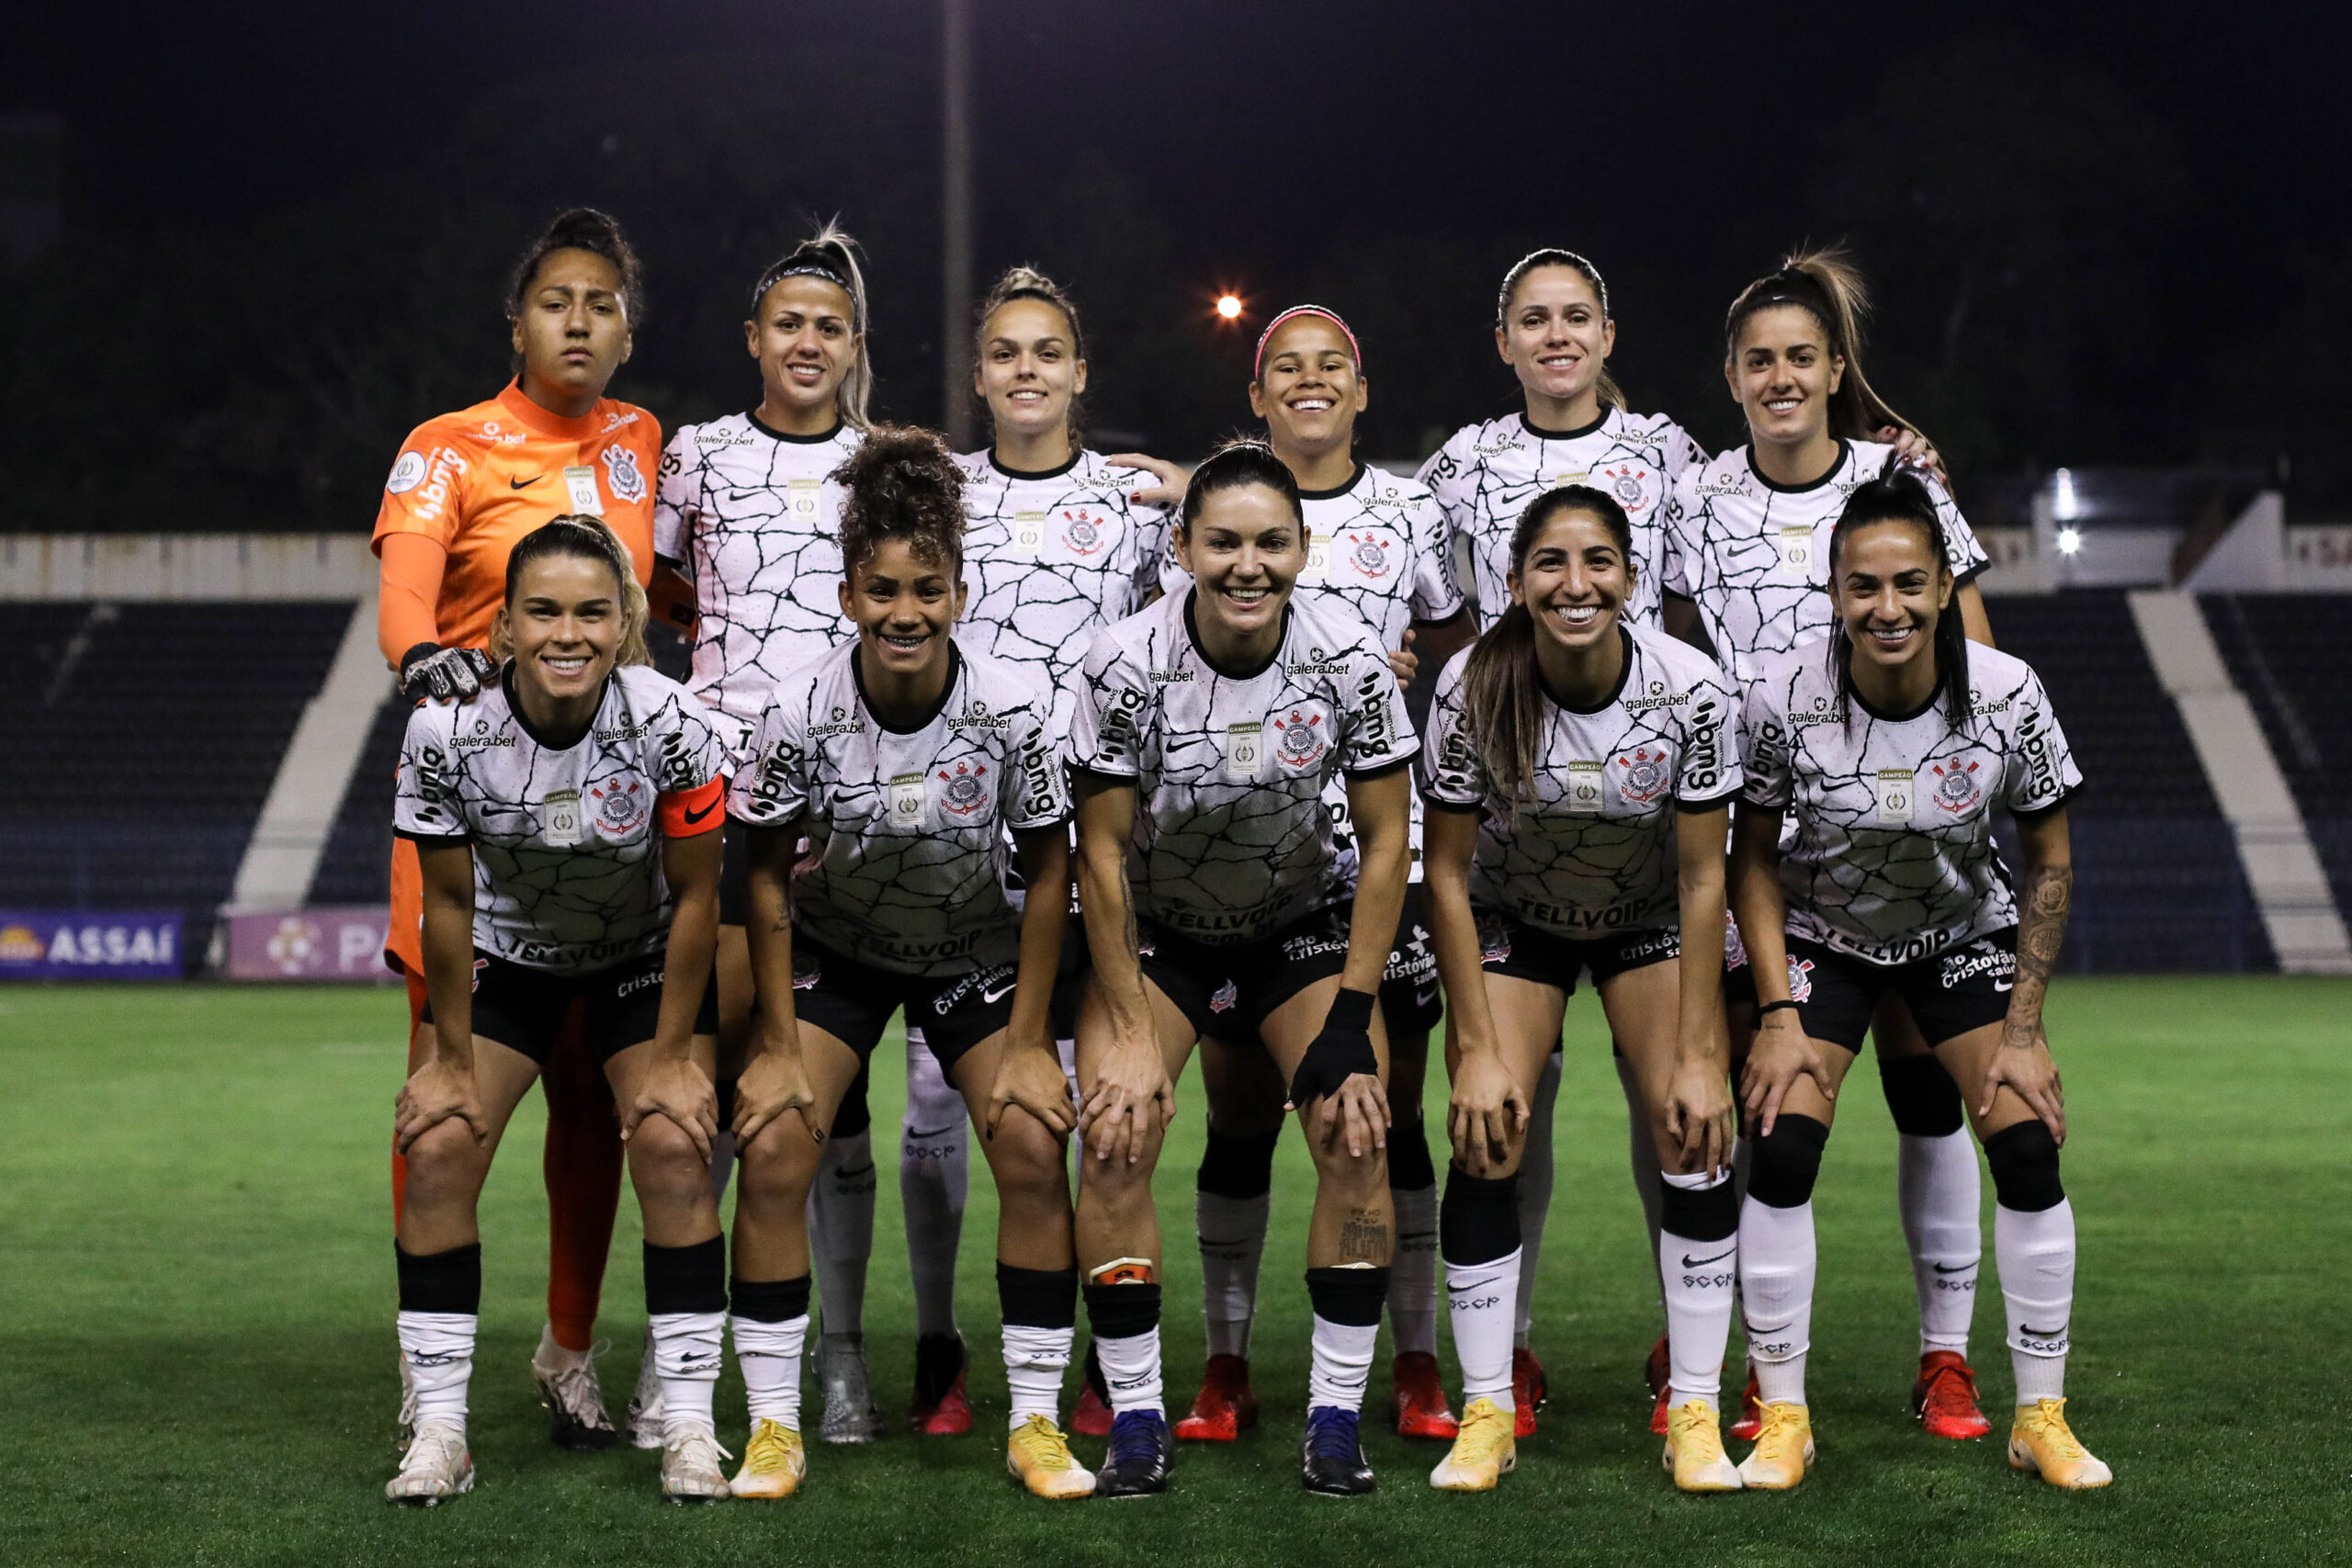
[509,474,543,490]
[981,980,1017,1004]
[1931,1262,1974,1274]
[1994,979,2013,991]
[908,1122,962,1140]
[2020,1323,2067,1337]
[684,800,718,825]
[1681,1247,1735,1269]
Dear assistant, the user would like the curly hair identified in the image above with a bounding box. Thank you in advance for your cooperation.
[834,424,967,579]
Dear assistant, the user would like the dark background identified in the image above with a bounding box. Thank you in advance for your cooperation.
[5,0,2346,533]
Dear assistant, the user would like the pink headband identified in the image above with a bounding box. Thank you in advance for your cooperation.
[1253,305,1362,378]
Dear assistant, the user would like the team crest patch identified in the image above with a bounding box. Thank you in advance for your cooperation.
[1476,914,1511,965]
[1929,759,1984,815]
[936,761,991,818]
[1600,464,1651,508]
[1784,956,1815,1003]
[1059,509,1107,557]
[592,778,649,834]
[1342,532,1395,581]
[602,444,647,504]
[1272,708,1327,768]
[791,951,821,990]
[1209,979,1239,1013]
[1613,747,1671,805]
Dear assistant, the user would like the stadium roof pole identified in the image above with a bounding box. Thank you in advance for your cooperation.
[941,0,975,450]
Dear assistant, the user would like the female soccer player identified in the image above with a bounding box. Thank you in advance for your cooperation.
[1159,306,1473,1447]
[1664,249,2002,1444]
[1418,485,1743,1494]
[1067,440,1419,1497]
[650,226,898,1446]
[386,516,729,1505]
[724,427,1094,1501]
[1728,471,2107,1492]
[372,209,662,1450]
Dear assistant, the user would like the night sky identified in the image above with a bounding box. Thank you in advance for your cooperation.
[6,1,2348,522]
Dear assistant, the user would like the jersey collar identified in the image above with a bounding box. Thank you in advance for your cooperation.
[1295,462,1367,503]
[495,381,603,444]
[748,410,847,446]
[988,448,1084,481]
[1747,437,1850,495]
[852,640,964,735]
[1521,408,1611,443]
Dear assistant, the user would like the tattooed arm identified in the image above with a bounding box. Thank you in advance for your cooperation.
[1981,806,2073,1142]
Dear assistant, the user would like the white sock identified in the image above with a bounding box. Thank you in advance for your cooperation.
[900,1029,967,1340]
[1307,1314,1380,1413]
[649,1309,725,1439]
[1616,1052,1667,1312]
[1002,1324,1074,1427]
[1196,1190,1269,1359]
[1738,1197,1815,1407]
[707,1128,738,1206]
[398,1311,476,1433]
[1445,1248,1519,1412]
[808,1125,876,1337]
[1094,1327,1163,1416]
[1513,1050,1563,1348]
[1996,1199,2075,1405]
[1659,1170,1737,1410]
[1901,1129,1982,1356]
[1387,1184,1440,1358]
[733,1313,808,1428]
[1057,1037,1081,1109]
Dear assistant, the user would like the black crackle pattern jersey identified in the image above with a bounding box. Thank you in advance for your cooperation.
[1158,461,1461,881]
[954,449,1174,740]
[395,666,728,971]
[654,413,863,758]
[1417,409,1705,631]
[1068,591,1418,945]
[1739,640,2080,965]
[729,641,1069,977]
[1660,439,1987,684]
[1420,624,1739,937]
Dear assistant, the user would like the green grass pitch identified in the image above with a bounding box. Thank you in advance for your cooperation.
[1,977,2344,1566]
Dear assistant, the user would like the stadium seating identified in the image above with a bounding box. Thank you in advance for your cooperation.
[0,601,353,965]
[310,697,410,907]
[2199,593,2352,927]
[1985,591,2274,972]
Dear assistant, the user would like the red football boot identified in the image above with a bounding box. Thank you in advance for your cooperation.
[1172,1353,1257,1441]
[909,1334,973,1436]
[1070,1339,1112,1438]
[1510,1348,1548,1439]
[1390,1351,1459,1439]
[1912,1350,1993,1440]
[1726,1364,1764,1443]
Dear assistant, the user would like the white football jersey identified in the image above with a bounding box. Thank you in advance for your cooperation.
[1068,590,1418,944]
[955,448,1174,740]
[653,413,863,755]
[1420,624,1740,937]
[1660,439,1987,684]
[1739,640,2081,964]
[1418,408,1706,631]
[729,641,1069,976]
[395,666,728,971]
[1159,461,1462,883]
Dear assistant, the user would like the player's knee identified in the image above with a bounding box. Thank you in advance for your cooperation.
[983,1120,1069,1213]
[625,1115,708,1201]
[1877,1054,1966,1137]
[1308,1134,1387,1196]
[1196,1126,1280,1200]
[402,1118,487,1200]
[1983,1120,2065,1212]
[1746,1113,1830,1209]
[737,1117,821,1198]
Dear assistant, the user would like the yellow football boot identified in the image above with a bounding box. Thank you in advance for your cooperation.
[729,1418,807,1499]
[1661,1400,1742,1493]
[2007,1399,2112,1489]
[1429,1396,1518,1491]
[1736,1401,1815,1490]
[1007,1414,1096,1499]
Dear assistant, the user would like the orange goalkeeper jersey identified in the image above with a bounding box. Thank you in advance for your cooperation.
[372,380,662,652]
[373,380,663,976]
